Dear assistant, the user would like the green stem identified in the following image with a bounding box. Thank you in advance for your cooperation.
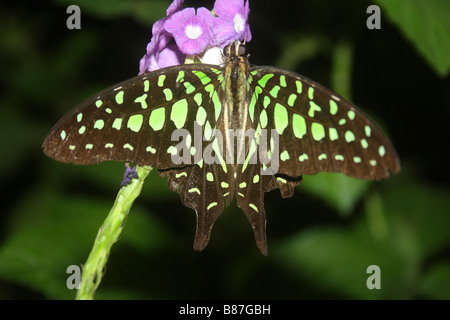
[75,165,152,300]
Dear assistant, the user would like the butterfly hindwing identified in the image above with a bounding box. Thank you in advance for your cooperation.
[162,161,236,251]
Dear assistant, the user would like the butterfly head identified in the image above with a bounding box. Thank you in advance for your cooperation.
[223,41,249,61]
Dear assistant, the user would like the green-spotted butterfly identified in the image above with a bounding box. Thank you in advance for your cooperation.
[43,41,400,255]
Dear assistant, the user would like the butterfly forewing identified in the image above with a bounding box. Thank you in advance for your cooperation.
[43,64,223,170]
[249,67,401,180]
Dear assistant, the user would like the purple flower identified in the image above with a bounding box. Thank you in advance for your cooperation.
[164,7,216,56]
[139,0,252,73]
[121,163,139,186]
[139,0,185,74]
[213,0,252,45]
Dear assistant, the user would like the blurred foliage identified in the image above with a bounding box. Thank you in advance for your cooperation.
[0,0,449,300]
[375,0,450,77]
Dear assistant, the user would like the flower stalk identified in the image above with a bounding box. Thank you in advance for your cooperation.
[76,165,152,300]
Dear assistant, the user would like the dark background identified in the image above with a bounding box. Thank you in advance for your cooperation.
[0,0,449,299]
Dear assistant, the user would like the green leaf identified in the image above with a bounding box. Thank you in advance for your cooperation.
[275,34,329,71]
[0,188,170,299]
[301,172,370,216]
[375,0,450,76]
[383,174,450,262]
[419,262,450,299]
[277,172,450,299]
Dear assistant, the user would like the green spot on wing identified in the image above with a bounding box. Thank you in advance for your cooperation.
[258,74,274,87]
[188,188,201,195]
[149,107,165,131]
[167,145,177,155]
[345,130,355,142]
[280,150,290,161]
[299,153,309,162]
[163,88,173,101]
[260,109,268,128]
[212,91,221,121]
[296,80,302,94]
[194,93,202,106]
[329,100,338,115]
[176,71,185,83]
[274,103,288,134]
[348,110,356,120]
[249,93,257,122]
[279,75,287,87]
[192,70,211,85]
[308,101,321,117]
[115,91,124,104]
[145,146,157,154]
[269,85,280,98]
[263,96,270,109]
[112,118,122,130]
[277,177,287,184]
[204,83,215,97]
[171,99,188,129]
[123,143,134,151]
[361,138,369,149]
[207,202,218,210]
[94,119,104,130]
[196,106,207,126]
[184,81,195,94]
[292,114,307,139]
[311,122,325,141]
[158,74,166,87]
[329,128,339,141]
[210,68,221,74]
[308,87,314,100]
[287,94,297,107]
[134,94,148,109]
[127,114,143,132]
[175,172,187,178]
[379,145,386,157]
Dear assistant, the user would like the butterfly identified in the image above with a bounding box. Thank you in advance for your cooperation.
[43,41,400,255]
